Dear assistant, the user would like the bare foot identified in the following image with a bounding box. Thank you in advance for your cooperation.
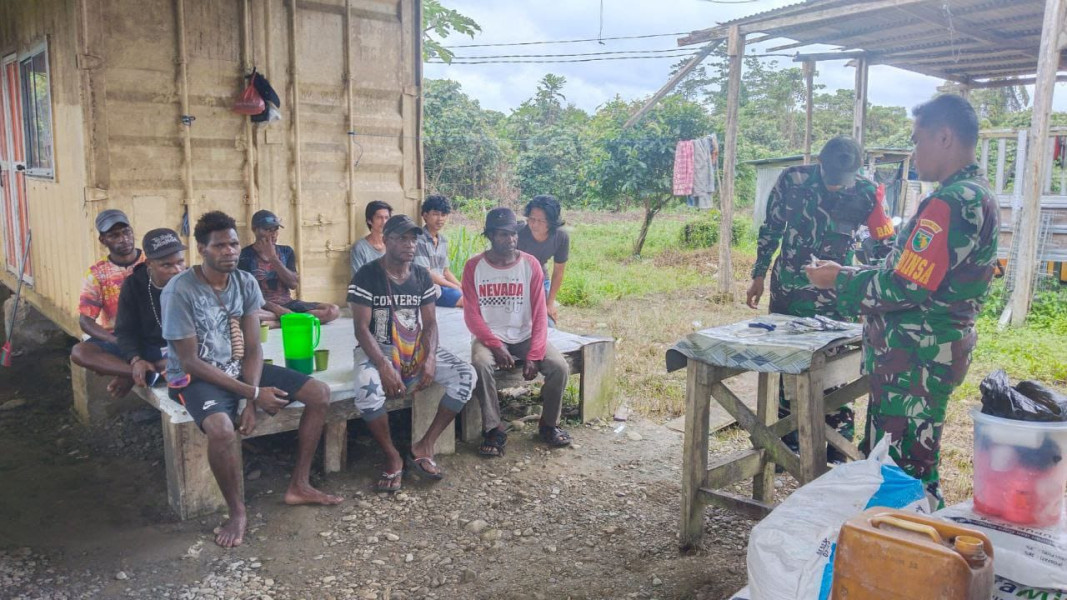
[107,376,134,398]
[284,484,344,506]
[213,512,247,548]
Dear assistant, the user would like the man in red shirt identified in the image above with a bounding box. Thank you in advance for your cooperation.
[70,209,145,396]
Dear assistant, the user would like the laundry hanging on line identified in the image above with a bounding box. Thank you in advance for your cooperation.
[673,135,719,208]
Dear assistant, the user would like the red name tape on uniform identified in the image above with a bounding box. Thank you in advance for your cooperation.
[895,197,951,290]
[866,184,895,240]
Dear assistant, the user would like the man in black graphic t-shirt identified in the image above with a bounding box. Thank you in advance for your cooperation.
[347,214,475,492]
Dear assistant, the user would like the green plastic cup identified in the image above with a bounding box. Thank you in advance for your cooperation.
[314,349,330,371]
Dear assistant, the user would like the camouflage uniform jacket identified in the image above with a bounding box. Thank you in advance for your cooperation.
[753,164,894,319]
[834,164,999,387]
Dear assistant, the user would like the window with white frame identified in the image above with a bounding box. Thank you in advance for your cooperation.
[19,43,53,178]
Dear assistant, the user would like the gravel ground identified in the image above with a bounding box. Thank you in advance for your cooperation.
[0,349,768,600]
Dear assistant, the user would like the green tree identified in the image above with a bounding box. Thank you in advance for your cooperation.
[505,75,590,203]
[423,79,510,200]
[422,0,480,64]
[586,95,710,255]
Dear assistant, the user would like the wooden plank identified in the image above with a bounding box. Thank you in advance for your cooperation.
[980,139,990,173]
[412,383,455,456]
[898,5,1037,58]
[699,488,774,521]
[803,60,814,164]
[623,41,722,130]
[1010,0,1067,326]
[707,448,764,489]
[678,0,930,44]
[323,420,347,473]
[162,416,233,519]
[680,361,714,551]
[752,371,779,503]
[825,424,865,462]
[579,338,615,423]
[852,56,869,149]
[710,380,802,478]
[996,138,1007,194]
[768,375,868,438]
[794,352,827,484]
[820,347,863,390]
[718,25,743,300]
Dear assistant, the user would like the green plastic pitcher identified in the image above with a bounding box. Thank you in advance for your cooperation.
[280,313,321,374]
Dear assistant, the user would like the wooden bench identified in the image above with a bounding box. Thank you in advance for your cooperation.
[110,309,614,520]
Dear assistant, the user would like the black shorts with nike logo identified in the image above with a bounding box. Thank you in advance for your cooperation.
[169,364,311,430]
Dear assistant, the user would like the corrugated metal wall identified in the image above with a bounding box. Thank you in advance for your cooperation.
[0,0,422,335]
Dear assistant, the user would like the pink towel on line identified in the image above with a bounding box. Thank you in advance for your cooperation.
[673,139,695,196]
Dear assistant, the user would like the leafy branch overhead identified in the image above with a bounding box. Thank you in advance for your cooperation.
[422,0,481,64]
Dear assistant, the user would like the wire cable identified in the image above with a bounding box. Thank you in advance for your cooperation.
[443,31,691,49]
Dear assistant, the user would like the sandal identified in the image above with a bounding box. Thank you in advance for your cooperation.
[405,452,445,481]
[539,425,572,447]
[479,429,507,457]
[373,469,403,493]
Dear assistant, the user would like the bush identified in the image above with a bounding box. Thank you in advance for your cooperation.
[679,210,756,249]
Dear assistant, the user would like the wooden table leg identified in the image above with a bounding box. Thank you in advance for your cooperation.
[579,339,616,423]
[795,352,828,484]
[323,420,348,473]
[162,416,233,520]
[753,372,780,503]
[680,361,715,551]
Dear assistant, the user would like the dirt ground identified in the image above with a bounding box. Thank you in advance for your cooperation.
[0,342,764,600]
[0,273,987,600]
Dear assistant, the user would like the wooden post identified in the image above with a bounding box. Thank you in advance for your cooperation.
[287,0,305,292]
[980,138,990,173]
[412,384,455,455]
[852,56,869,149]
[163,417,233,519]
[344,0,358,246]
[579,338,616,423]
[323,420,348,473]
[1010,0,1066,326]
[995,138,1007,194]
[795,352,828,484]
[241,0,257,228]
[717,25,744,301]
[680,361,714,551]
[460,393,483,445]
[803,60,814,164]
[898,154,911,217]
[752,371,780,503]
[175,0,196,248]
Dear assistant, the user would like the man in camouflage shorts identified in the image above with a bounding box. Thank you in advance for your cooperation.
[807,94,999,507]
[747,136,896,457]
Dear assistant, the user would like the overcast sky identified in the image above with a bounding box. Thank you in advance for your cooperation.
[424,0,1067,116]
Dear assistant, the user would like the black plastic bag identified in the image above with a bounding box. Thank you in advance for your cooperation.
[980,370,1067,422]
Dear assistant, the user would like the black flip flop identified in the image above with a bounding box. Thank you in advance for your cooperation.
[405,453,445,481]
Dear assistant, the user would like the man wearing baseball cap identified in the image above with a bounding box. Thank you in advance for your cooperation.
[112,228,188,389]
[462,207,572,457]
[746,136,896,462]
[347,214,475,491]
[238,209,340,328]
[71,209,146,397]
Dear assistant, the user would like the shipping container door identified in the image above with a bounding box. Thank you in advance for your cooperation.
[0,53,31,281]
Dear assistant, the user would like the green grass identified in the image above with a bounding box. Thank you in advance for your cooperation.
[444,208,756,309]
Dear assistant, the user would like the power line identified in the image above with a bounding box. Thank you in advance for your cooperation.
[453,47,705,60]
[428,53,700,65]
[443,31,691,49]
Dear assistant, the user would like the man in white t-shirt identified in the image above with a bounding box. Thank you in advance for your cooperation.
[462,207,571,457]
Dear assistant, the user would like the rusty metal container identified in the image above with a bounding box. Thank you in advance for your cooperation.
[832,507,994,600]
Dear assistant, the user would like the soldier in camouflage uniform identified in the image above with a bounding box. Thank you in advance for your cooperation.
[807,95,999,507]
[748,136,896,452]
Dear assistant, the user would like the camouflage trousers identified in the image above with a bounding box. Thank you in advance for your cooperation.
[860,370,952,509]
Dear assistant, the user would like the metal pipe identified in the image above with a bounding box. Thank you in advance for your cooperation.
[176,0,196,248]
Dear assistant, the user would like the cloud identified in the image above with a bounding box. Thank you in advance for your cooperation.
[425,0,1067,114]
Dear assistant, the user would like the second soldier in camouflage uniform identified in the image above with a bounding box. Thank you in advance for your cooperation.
[807,95,999,507]
[748,136,896,452]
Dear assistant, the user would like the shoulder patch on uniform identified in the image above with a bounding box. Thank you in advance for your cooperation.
[894,198,951,290]
[867,184,895,240]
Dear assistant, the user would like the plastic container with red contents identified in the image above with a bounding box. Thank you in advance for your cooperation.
[972,409,1067,527]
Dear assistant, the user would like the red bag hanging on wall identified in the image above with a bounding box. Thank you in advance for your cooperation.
[233,70,265,115]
